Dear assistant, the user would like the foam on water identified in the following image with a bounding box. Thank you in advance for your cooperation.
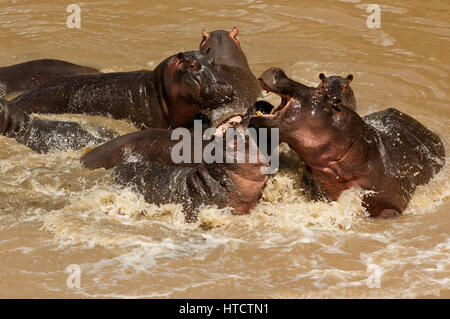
[29,124,449,297]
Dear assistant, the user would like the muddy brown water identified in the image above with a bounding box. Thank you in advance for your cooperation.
[0,0,449,298]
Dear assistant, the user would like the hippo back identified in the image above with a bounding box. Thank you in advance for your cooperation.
[363,108,445,190]
[0,59,98,99]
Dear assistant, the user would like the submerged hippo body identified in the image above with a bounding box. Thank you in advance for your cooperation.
[0,59,98,98]
[8,51,233,129]
[0,99,110,153]
[83,126,270,222]
[200,27,261,125]
[252,69,445,218]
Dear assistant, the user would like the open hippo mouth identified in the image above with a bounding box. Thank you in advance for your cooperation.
[213,114,243,137]
[256,77,293,118]
[201,106,246,129]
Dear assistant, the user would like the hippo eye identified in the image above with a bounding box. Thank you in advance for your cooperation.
[189,62,200,71]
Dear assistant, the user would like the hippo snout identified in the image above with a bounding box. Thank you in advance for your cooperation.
[259,68,287,89]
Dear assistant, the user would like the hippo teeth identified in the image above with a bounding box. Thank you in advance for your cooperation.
[262,90,273,98]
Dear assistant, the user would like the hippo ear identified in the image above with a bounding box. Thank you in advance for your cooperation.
[230,26,239,38]
[201,29,210,41]
[318,73,328,90]
[319,73,327,82]
[176,52,185,62]
[346,74,353,83]
[175,52,186,66]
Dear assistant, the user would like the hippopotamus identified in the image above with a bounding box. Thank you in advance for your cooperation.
[258,67,357,110]
[8,51,233,129]
[317,73,356,110]
[0,59,97,99]
[81,120,271,222]
[0,99,110,153]
[199,27,261,125]
[251,68,445,218]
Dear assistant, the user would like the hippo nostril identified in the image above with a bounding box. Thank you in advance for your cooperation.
[333,97,342,104]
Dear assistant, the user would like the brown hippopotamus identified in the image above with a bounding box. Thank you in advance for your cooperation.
[83,121,271,222]
[258,67,357,110]
[0,99,110,153]
[7,51,233,130]
[251,68,445,218]
[0,59,97,99]
[200,27,261,125]
[317,73,356,110]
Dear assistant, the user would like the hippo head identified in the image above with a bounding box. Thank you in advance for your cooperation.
[199,27,251,71]
[317,73,356,110]
[205,119,272,214]
[159,51,234,127]
[250,68,363,165]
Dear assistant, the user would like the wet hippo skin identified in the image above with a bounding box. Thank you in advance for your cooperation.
[112,125,270,222]
[8,51,233,130]
[0,98,110,153]
[199,27,262,126]
[0,59,98,98]
[251,68,445,218]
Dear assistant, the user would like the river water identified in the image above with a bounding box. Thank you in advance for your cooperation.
[0,0,449,298]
